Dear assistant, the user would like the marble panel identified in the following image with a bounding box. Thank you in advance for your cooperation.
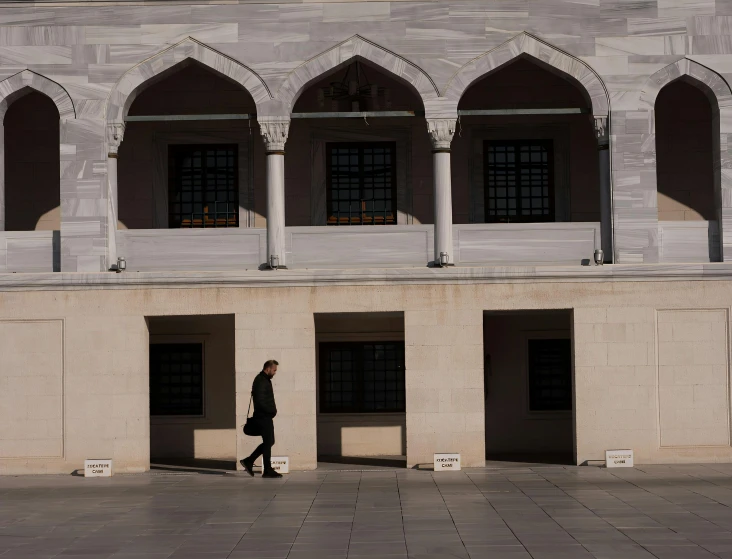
[191,4,279,24]
[596,36,666,55]
[455,223,600,265]
[659,220,720,262]
[658,0,715,17]
[0,232,56,273]
[287,226,432,268]
[117,229,264,272]
[392,3,450,21]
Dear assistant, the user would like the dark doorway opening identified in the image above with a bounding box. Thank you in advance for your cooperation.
[483,310,575,465]
[147,314,236,472]
[315,312,407,469]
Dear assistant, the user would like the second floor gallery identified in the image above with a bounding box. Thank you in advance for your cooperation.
[0,33,728,274]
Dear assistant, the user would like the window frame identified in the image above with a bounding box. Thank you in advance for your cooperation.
[167,143,240,229]
[483,139,556,224]
[149,341,206,418]
[524,333,573,415]
[318,340,406,414]
[325,141,398,226]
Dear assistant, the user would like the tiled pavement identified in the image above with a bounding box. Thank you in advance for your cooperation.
[4,464,732,558]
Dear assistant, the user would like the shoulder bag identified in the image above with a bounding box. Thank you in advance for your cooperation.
[243,393,261,437]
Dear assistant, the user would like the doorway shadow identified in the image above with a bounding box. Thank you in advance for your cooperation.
[151,457,236,472]
[485,452,574,466]
[318,455,407,469]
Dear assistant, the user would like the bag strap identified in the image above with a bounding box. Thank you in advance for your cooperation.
[246,392,253,419]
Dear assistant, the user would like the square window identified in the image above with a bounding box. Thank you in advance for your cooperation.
[320,341,405,413]
[168,145,238,228]
[150,344,203,416]
[484,140,553,224]
[327,142,397,225]
[528,339,571,412]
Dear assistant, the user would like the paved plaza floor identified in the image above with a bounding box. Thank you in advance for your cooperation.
[4,463,732,558]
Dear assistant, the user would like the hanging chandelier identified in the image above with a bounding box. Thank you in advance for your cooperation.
[318,61,392,112]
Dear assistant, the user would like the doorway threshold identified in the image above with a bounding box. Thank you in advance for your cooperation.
[317,455,407,470]
[151,457,236,474]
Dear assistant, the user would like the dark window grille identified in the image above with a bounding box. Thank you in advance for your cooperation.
[528,339,572,412]
[484,140,554,223]
[320,341,405,413]
[150,343,204,416]
[168,144,238,228]
[326,142,397,225]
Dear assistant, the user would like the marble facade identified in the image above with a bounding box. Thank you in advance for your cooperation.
[4,0,732,472]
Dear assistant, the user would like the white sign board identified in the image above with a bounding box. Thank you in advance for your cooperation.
[434,453,461,471]
[84,459,112,477]
[605,450,633,468]
[269,456,289,474]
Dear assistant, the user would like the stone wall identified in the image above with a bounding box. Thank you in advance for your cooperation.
[1,277,732,472]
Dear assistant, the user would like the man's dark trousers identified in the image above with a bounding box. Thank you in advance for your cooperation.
[247,414,275,471]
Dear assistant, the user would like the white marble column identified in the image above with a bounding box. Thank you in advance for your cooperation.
[107,122,124,270]
[260,118,290,269]
[595,116,612,263]
[427,119,456,266]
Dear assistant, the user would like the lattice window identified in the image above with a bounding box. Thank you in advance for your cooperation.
[485,140,554,223]
[528,339,572,412]
[150,343,204,416]
[168,144,238,228]
[326,142,397,225]
[320,341,405,413]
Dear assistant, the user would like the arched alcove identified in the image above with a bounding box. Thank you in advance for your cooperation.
[287,58,430,226]
[656,80,716,222]
[117,60,259,230]
[4,90,60,231]
[454,57,600,225]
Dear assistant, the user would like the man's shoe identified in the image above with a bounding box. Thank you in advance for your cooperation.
[240,458,254,477]
[262,469,283,479]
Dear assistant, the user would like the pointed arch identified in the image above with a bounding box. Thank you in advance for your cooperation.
[274,35,440,113]
[0,70,75,119]
[640,58,732,119]
[105,37,271,123]
[444,33,610,117]
[642,59,732,262]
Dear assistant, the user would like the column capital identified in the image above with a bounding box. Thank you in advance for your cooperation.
[259,117,291,152]
[426,118,456,151]
[594,116,609,146]
[107,122,125,156]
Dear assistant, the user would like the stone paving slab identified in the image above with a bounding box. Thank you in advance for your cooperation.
[4,464,732,558]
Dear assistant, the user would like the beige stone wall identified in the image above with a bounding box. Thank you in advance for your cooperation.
[235,310,317,471]
[573,307,658,464]
[405,303,485,468]
[658,309,729,448]
[317,414,406,457]
[0,320,63,461]
[3,279,732,473]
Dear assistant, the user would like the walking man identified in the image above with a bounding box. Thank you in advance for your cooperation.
[241,360,282,478]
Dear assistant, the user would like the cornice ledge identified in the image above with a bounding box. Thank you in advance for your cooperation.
[1,263,732,291]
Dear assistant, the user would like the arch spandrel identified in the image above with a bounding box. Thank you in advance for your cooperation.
[105,37,271,124]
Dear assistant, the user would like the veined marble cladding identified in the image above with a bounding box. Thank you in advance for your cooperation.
[5,1,732,269]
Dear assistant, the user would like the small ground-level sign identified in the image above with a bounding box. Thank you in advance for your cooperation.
[434,453,461,471]
[258,456,289,474]
[605,450,633,468]
[84,459,113,477]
